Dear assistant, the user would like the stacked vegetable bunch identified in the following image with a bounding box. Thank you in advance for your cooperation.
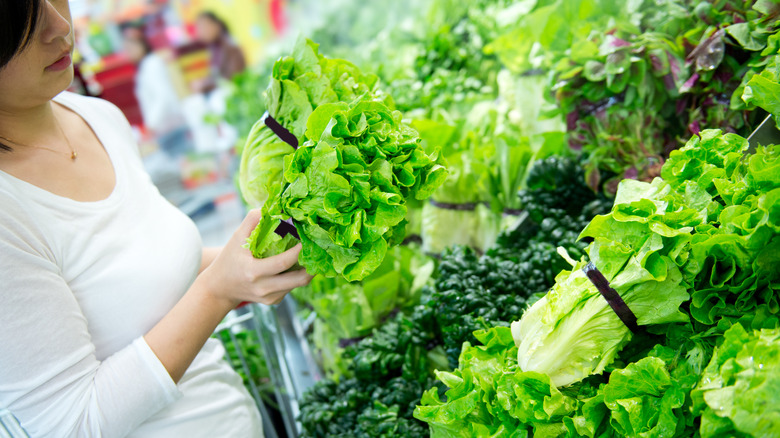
[238,38,447,281]
[297,156,613,437]
[414,107,537,254]
[415,129,780,437]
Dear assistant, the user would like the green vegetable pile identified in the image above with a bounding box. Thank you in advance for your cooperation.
[297,156,613,436]
[293,244,435,378]
[218,2,780,437]
[415,130,780,437]
[299,307,445,438]
[238,38,446,281]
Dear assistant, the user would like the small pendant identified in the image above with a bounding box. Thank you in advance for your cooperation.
[71,151,78,160]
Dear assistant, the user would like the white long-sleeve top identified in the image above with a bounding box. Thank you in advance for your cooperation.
[0,92,262,438]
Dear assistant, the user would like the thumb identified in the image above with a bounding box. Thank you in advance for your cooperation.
[231,209,263,244]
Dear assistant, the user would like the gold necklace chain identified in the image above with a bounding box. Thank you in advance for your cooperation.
[0,115,78,161]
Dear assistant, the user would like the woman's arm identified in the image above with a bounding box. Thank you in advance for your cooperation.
[0,209,311,436]
[147,210,311,382]
[200,246,221,273]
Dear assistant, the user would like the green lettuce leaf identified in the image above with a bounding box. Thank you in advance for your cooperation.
[693,323,780,438]
[743,55,780,125]
[239,119,295,209]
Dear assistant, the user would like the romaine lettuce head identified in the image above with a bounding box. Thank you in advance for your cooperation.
[511,130,779,388]
[512,255,688,387]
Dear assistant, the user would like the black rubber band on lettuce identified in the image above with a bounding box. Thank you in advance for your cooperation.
[502,208,525,216]
[429,199,489,211]
[274,217,300,240]
[259,112,300,239]
[262,111,298,148]
[583,262,641,334]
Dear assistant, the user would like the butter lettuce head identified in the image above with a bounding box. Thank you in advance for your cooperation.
[239,37,386,211]
[238,38,446,281]
[264,100,446,281]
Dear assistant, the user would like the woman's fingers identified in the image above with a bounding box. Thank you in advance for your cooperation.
[254,268,313,297]
[254,244,303,276]
[257,289,288,306]
[232,209,263,244]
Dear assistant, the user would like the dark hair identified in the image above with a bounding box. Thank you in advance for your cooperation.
[0,0,42,151]
[121,24,153,56]
[198,11,230,37]
[0,0,42,70]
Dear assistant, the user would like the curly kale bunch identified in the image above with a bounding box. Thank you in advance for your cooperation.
[491,199,612,263]
[519,156,599,219]
[348,305,443,383]
[426,245,534,367]
[300,375,438,438]
[299,307,445,438]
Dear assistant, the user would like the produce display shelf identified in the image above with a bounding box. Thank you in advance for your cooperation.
[217,298,321,438]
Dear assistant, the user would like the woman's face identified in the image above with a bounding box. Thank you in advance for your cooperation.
[0,0,74,113]
[195,17,222,44]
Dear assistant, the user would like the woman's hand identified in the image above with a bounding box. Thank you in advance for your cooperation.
[145,209,313,383]
[197,209,313,308]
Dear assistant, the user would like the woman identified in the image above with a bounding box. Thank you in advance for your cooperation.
[123,25,194,158]
[0,1,312,437]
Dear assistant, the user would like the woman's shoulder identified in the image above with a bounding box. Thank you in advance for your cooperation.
[0,188,55,260]
[55,91,138,154]
[54,92,130,127]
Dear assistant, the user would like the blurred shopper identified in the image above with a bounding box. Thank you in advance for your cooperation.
[123,26,193,157]
[195,11,246,83]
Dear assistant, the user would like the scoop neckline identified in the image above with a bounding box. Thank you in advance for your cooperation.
[0,92,125,210]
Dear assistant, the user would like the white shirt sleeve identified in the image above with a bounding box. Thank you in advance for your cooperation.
[0,204,182,438]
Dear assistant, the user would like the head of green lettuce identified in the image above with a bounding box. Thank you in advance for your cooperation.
[240,94,447,282]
